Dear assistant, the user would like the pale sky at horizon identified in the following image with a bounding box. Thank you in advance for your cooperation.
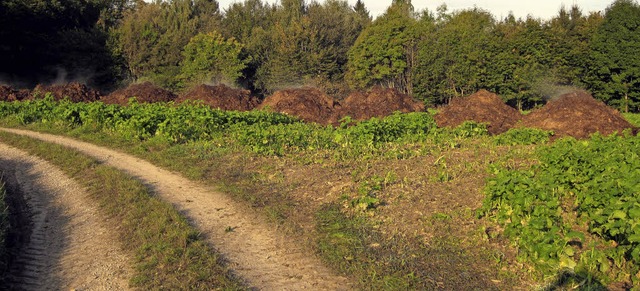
[217,0,616,20]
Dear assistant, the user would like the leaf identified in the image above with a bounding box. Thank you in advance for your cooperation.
[610,210,627,220]
[559,255,577,270]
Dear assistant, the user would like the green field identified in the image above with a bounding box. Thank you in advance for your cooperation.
[1,99,639,289]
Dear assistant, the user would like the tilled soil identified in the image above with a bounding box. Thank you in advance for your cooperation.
[0,128,351,290]
[0,143,132,290]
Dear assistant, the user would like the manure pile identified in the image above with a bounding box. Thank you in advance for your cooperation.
[0,85,31,101]
[259,87,337,124]
[434,89,522,135]
[520,90,638,139]
[177,84,258,111]
[103,82,176,105]
[334,86,425,123]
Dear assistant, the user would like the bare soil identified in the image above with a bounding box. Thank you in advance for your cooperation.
[0,143,132,290]
[258,87,337,124]
[520,90,638,139]
[434,90,522,135]
[333,86,425,124]
[32,82,102,102]
[0,128,351,290]
[177,84,259,111]
[102,82,177,105]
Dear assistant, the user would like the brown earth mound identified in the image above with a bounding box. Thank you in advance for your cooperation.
[0,85,31,101]
[32,82,101,102]
[434,90,522,135]
[520,90,638,139]
[258,87,336,124]
[103,82,176,105]
[333,87,425,123]
[177,84,259,111]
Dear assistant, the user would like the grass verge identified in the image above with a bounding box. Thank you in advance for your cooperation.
[0,131,245,290]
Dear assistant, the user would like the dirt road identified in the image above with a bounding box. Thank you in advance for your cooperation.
[0,143,133,290]
[0,128,350,290]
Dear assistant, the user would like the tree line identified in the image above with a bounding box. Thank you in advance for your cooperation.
[0,0,638,111]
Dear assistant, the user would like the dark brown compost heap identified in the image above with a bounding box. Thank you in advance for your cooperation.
[258,87,336,124]
[32,82,101,102]
[177,84,259,111]
[103,82,176,105]
[520,90,638,139]
[334,86,425,123]
[0,85,31,101]
[434,89,522,135]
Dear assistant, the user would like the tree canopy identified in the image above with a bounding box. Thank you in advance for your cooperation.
[1,0,639,112]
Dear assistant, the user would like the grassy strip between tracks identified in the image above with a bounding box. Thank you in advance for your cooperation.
[0,131,246,290]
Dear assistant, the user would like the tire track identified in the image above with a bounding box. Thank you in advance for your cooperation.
[0,143,133,290]
[0,128,351,290]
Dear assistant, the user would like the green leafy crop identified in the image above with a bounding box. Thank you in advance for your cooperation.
[480,133,640,286]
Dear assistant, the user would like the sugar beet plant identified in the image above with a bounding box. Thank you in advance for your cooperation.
[0,98,487,158]
[479,132,640,286]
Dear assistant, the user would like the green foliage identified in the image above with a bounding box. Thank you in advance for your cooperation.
[414,8,496,105]
[586,0,640,113]
[0,100,493,162]
[114,0,217,89]
[623,113,640,127]
[494,128,553,146]
[346,0,419,94]
[480,133,640,286]
[251,0,368,94]
[179,31,247,87]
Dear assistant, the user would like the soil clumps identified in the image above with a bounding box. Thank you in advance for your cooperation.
[0,86,31,101]
[32,83,101,102]
[434,89,522,135]
[333,87,425,123]
[177,84,259,111]
[258,87,336,124]
[103,82,176,105]
[520,90,638,139]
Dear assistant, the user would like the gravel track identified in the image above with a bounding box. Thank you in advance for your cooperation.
[0,128,350,290]
[0,143,132,290]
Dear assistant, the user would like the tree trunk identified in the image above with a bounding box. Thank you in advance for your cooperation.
[625,92,629,113]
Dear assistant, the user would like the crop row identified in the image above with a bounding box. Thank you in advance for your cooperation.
[480,132,640,286]
[0,96,493,158]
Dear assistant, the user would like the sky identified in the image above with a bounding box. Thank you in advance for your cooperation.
[217,0,615,20]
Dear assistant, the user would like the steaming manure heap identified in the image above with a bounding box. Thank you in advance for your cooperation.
[32,82,101,102]
[177,84,259,111]
[333,86,425,124]
[434,89,522,135]
[520,90,638,139]
[258,87,337,124]
[0,85,31,101]
[103,82,176,105]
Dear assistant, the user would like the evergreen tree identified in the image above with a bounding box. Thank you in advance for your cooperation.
[488,16,552,110]
[414,8,496,105]
[587,0,640,112]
